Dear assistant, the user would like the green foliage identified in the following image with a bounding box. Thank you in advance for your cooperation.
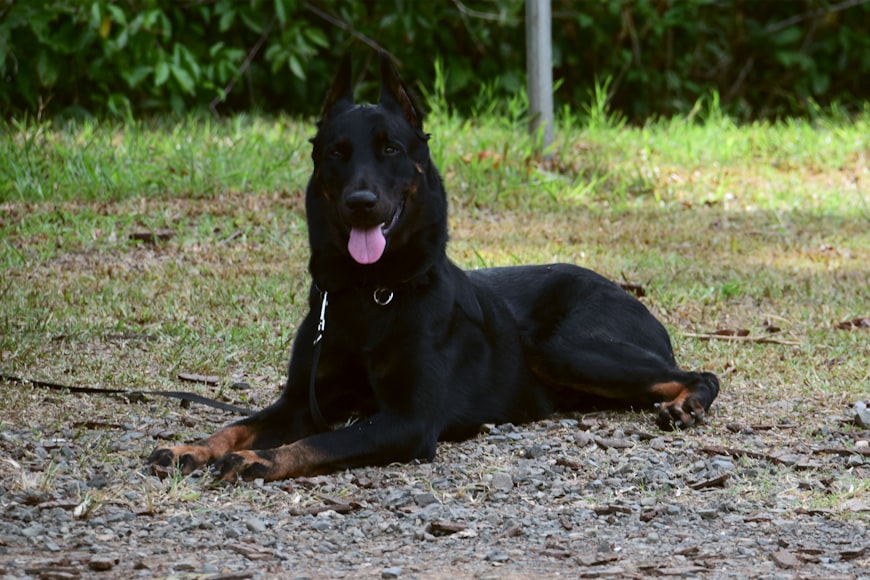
[1,0,869,121]
[0,0,330,118]
[553,0,870,120]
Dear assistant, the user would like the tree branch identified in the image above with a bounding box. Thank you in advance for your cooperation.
[303,2,398,64]
[765,0,870,34]
[210,16,276,117]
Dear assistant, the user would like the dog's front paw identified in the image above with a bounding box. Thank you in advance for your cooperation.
[147,445,211,478]
[211,450,276,482]
[655,396,707,430]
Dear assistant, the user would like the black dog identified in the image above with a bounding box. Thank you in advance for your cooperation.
[149,53,719,482]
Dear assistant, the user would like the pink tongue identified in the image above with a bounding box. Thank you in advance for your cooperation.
[348,225,386,264]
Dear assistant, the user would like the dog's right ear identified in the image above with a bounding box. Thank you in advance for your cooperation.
[379,51,423,131]
[319,52,354,123]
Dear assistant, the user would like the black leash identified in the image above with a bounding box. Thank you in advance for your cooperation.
[0,372,255,416]
[307,286,395,433]
[3,287,393,426]
[309,289,331,432]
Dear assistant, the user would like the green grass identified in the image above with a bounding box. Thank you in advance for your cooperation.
[1,103,869,497]
[0,115,312,203]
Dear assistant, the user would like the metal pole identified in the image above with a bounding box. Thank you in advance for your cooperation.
[526,0,554,157]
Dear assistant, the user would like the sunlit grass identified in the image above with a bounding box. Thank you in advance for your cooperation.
[0,115,312,203]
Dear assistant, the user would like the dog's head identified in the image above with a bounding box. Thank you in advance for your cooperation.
[307,52,446,279]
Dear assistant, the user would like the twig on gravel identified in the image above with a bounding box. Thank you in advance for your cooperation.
[640,505,667,522]
[699,444,784,463]
[227,543,273,561]
[593,504,633,515]
[427,520,468,536]
[743,515,771,524]
[689,473,730,490]
[539,548,573,559]
[796,507,835,516]
[726,422,799,432]
[701,445,804,465]
[36,500,81,511]
[26,567,81,578]
[699,444,861,470]
[682,332,801,345]
[288,502,362,516]
[839,545,869,560]
[623,428,658,440]
[811,446,870,457]
[555,457,584,470]
[651,565,711,575]
[576,553,621,566]
[285,493,364,516]
[594,436,634,449]
[177,372,220,385]
[496,523,523,539]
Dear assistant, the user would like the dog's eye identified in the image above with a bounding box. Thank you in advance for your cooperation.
[326,141,349,160]
[383,144,399,156]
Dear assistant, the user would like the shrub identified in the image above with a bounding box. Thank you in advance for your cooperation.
[1,0,868,121]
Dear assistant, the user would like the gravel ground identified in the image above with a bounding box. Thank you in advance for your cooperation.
[1,390,869,579]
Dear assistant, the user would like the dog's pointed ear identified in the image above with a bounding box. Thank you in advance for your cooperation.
[320,52,354,123]
[379,52,423,131]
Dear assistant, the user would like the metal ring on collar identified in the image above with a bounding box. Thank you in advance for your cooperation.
[373,287,394,306]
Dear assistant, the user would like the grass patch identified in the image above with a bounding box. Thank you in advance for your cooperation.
[1,106,868,514]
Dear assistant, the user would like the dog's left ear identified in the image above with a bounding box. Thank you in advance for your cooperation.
[379,52,423,131]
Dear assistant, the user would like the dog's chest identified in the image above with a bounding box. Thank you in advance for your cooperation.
[325,291,408,351]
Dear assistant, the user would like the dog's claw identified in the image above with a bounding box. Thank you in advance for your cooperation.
[150,462,173,479]
[176,454,197,474]
[211,454,240,481]
[146,445,213,479]
[147,448,177,478]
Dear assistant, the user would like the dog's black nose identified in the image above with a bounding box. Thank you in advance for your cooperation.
[344,190,378,213]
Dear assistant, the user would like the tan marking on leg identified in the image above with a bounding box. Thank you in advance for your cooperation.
[651,381,707,429]
[649,381,688,402]
[215,439,337,482]
[193,424,260,457]
[150,423,260,476]
[269,439,334,479]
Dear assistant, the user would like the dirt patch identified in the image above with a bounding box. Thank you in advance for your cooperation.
[0,386,868,578]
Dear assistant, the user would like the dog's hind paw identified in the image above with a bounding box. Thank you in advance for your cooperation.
[650,373,719,430]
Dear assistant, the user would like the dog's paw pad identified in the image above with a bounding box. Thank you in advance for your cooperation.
[656,397,707,430]
[147,445,211,477]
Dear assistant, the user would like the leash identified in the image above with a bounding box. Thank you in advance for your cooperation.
[3,287,397,427]
[309,289,331,432]
[307,286,395,432]
[0,372,255,415]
